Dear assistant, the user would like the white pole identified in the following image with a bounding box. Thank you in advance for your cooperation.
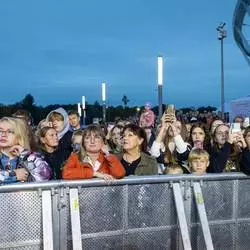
[157,55,163,119]
[102,82,106,122]
[157,56,163,86]
[82,96,86,110]
[77,103,82,117]
[102,83,106,102]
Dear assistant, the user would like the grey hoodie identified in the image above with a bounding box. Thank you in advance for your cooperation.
[46,107,70,140]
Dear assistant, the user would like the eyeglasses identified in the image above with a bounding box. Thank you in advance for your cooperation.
[0,129,15,136]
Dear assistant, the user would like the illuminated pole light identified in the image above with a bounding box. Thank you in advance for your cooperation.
[157,55,163,119]
[81,96,86,125]
[102,82,106,122]
[102,82,106,102]
[77,103,82,117]
[157,56,163,86]
[82,96,86,110]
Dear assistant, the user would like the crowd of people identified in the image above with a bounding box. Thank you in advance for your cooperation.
[0,103,250,184]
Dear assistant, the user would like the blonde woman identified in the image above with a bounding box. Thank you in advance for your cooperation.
[0,117,51,183]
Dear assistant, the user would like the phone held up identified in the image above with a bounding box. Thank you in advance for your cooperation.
[165,104,175,123]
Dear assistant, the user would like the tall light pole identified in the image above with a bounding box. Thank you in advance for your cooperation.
[102,82,106,123]
[82,95,86,125]
[157,55,163,119]
[217,22,227,120]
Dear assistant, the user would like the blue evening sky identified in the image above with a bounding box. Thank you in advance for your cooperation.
[0,0,249,108]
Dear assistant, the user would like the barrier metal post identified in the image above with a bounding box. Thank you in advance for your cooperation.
[193,182,214,250]
[42,190,54,250]
[172,183,192,250]
[69,188,82,250]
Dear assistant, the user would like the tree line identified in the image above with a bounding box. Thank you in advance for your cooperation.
[0,94,217,125]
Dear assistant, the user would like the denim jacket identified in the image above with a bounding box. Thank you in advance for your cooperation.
[0,150,52,184]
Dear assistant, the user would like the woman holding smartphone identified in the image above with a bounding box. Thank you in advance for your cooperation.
[150,109,190,174]
[208,123,245,173]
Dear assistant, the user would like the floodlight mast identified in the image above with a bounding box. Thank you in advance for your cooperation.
[217,22,227,120]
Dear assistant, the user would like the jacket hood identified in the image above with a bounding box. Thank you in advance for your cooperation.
[46,107,70,140]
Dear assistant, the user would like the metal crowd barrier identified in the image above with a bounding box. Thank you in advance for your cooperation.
[0,173,250,250]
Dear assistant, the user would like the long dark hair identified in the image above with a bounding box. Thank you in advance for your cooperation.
[189,123,211,151]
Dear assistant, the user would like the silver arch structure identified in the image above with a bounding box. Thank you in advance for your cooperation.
[233,0,250,65]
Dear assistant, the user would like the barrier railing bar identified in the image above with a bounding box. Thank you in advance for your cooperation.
[59,187,68,250]
[173,183,192,250]
[79,225,179,239]
[233,179,239,250]
[122,184,129,250]
[0,173,249,192]
[52,193,60,250]
[193,182,214,250]
[0,240,41,249]
[42,190,54,250]
[69,188,82,250]
[191,219,242,226]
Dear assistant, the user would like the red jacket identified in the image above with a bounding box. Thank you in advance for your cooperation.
[63,152,125,180]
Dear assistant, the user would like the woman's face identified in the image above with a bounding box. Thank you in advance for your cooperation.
[51,119,64,133]
[191,127,205,143]
[211,120,224,135]
[0,121,18,149]
[111,127,122,147]
[245,131,250,148]
[84,132,104,153]
[186,124,192,134]
[214,125,229,146]
[42,128,59,148]
[122,129,143,152]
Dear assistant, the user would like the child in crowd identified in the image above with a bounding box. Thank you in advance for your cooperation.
[188,148,209,175]
[164,163,183,175]
[46,108,72,158]
[71,130,83,153]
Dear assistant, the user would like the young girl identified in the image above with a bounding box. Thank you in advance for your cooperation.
[208,124,245,172]
[0,117,51,183]
[150,114,189,174]
[63,125,125,180]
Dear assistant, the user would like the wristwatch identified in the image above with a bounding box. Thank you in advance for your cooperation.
[9,170,16,177]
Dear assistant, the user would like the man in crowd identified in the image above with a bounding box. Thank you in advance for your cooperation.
[68,110,85,132]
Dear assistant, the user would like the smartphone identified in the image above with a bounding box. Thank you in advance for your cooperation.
[243,117,250,128]
[231,123,241,133]
[165,104,175,123]
[166,104,175,114]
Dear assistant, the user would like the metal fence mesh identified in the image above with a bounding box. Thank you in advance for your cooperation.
[1,176,250,249]
[0,191,42,249]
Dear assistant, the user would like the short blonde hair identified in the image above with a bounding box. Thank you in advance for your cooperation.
[188,148,209,163]
[72,130,83,143]
[164,163,183,175]
[0,117,30,150]
[48,112,64,122]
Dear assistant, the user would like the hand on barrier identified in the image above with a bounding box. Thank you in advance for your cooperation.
[94,171,115,184]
